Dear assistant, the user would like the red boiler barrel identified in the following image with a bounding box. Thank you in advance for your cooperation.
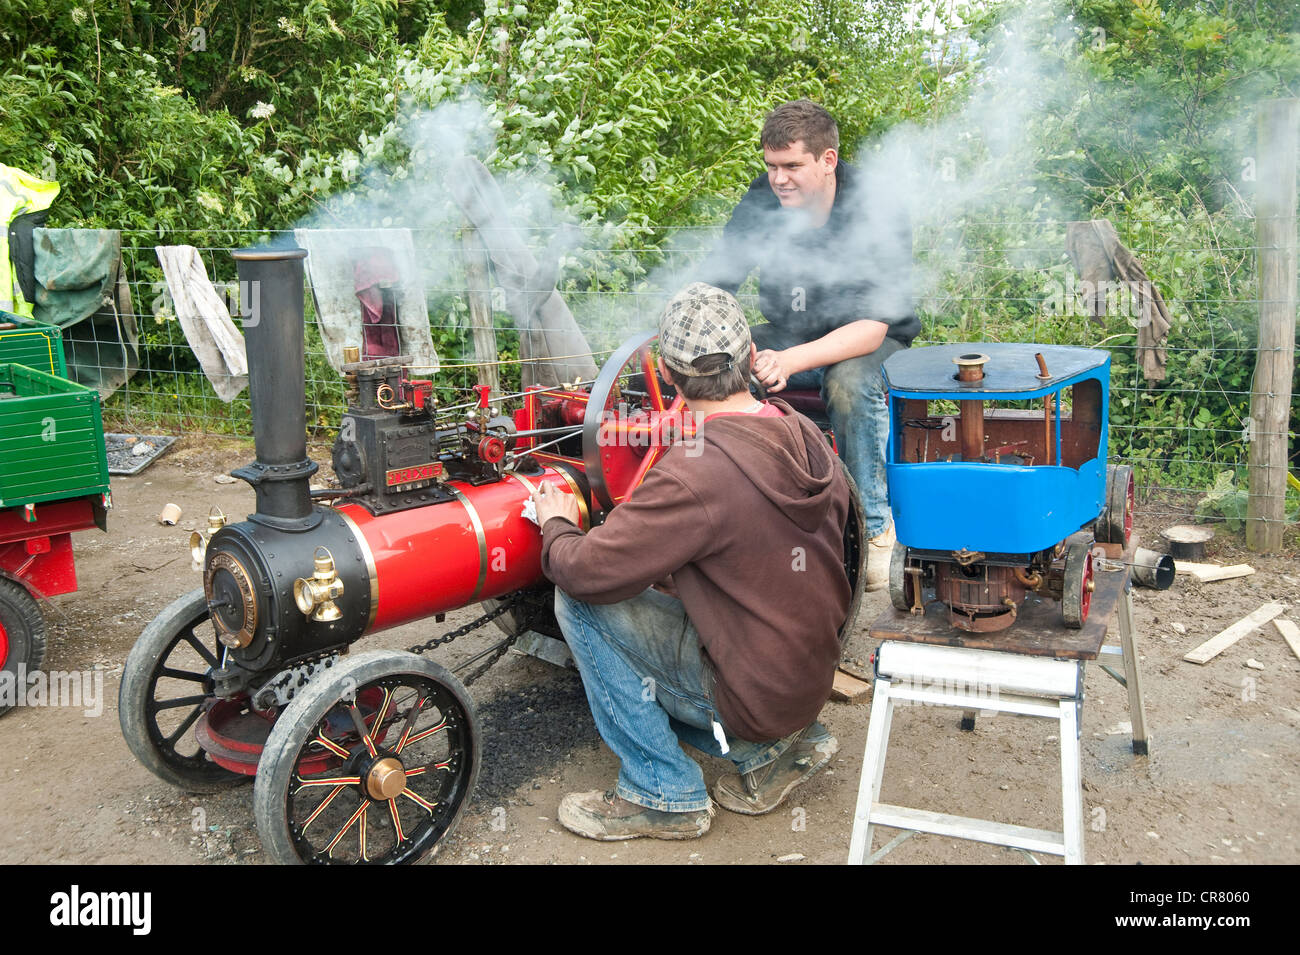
[334,467,587,632]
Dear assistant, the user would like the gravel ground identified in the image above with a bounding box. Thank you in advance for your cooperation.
[1,434,1296,866]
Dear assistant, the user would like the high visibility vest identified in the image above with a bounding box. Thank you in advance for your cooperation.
[0,163,61,316]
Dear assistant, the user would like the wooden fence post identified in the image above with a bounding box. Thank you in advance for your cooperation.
[461,227,500,396]
[1247,99,1299,553]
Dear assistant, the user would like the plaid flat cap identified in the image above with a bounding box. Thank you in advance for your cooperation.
[657,282,751,376]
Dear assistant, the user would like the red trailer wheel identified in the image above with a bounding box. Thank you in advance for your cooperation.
[1062,540,1094,629]
[0,577,46,718]
[254,649,479,865]
[118,589,247,791]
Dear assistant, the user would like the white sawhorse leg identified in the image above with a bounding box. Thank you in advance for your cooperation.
[847,678,894,865]
[1059,698,1085,866]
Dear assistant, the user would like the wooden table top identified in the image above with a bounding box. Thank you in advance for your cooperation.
[867,553,1131,661]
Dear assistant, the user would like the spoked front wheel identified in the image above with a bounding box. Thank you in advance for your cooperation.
[253,650,480,865]
[118,588,246,791]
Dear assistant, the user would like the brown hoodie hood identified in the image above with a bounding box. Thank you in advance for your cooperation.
[702,399,844,533]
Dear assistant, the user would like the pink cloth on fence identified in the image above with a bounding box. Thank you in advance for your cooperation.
[354,247,400,359]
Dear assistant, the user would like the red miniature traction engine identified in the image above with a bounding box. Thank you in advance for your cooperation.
[119,247,865,865]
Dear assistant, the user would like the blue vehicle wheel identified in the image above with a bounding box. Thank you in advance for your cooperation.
[1062,540,1094,629]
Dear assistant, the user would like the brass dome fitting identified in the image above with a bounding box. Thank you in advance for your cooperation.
[190,506,230,566]
[206,506,228,534]
[293,547,345,621]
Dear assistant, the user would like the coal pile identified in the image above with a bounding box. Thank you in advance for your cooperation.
[474,671,600,800]
[105,433,176,475]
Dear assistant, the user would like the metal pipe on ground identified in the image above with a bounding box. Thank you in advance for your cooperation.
[1131,548,1175,590]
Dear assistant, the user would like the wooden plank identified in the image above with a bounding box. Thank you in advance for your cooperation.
[830,669,872,704]
[1183,602,1287,664]
[1274,618,1300,662]
[867,554,1128,660]
[1173,562,1255,582]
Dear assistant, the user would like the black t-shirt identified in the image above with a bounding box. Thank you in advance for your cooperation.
[698,161,920,346]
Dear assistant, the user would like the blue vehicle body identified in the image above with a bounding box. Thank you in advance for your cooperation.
[884,343,1110,556]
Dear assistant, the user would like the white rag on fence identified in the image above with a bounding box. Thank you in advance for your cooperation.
[293,228,440,376]
[155,245,248,402]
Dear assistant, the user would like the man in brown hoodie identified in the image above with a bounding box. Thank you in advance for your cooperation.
[531,283,852,841]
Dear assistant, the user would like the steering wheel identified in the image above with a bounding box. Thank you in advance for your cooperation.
[581,331,693,511]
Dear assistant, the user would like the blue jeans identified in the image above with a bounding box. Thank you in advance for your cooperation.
[751,323,904,537]
[555,587,805,813]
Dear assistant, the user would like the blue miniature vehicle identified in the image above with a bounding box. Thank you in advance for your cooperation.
[883,342,1133,631]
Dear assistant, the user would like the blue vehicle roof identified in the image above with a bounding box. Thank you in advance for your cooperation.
[884,343,1108,397]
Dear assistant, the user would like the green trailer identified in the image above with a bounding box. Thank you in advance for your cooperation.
[0,319,110,716]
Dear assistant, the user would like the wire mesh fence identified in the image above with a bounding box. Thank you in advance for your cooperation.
[82,217,1297,533]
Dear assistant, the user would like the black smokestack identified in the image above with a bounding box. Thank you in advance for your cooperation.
[231,247,321,531]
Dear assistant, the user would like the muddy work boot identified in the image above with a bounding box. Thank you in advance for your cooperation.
[865,520,895,593]
[558,790,713,841]
[713,727,840,815]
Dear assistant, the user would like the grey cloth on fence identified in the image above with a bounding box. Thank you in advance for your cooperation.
[31,227,139,397]
[1066,219,1171,383]
[155,245,248,402]
[448,158,598,389]
[294,228,439,376]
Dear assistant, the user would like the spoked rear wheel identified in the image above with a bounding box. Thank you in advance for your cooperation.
[838,461,867,644]
[254,650,479,865]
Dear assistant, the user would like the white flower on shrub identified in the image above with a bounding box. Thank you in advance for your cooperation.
[250,101,276,120]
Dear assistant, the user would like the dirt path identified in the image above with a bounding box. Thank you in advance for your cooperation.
[2,436,1296,865]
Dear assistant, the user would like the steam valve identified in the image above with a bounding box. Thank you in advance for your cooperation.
[293,547,345,622]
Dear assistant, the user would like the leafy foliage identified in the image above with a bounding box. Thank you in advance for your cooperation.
[2,0,1297,498]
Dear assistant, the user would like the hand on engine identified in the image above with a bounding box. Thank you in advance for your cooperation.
[532,483,580,529]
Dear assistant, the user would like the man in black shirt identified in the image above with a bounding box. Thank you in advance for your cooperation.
[698,99,918,588]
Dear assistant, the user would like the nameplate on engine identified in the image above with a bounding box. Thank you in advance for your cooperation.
[386,462,443,488]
